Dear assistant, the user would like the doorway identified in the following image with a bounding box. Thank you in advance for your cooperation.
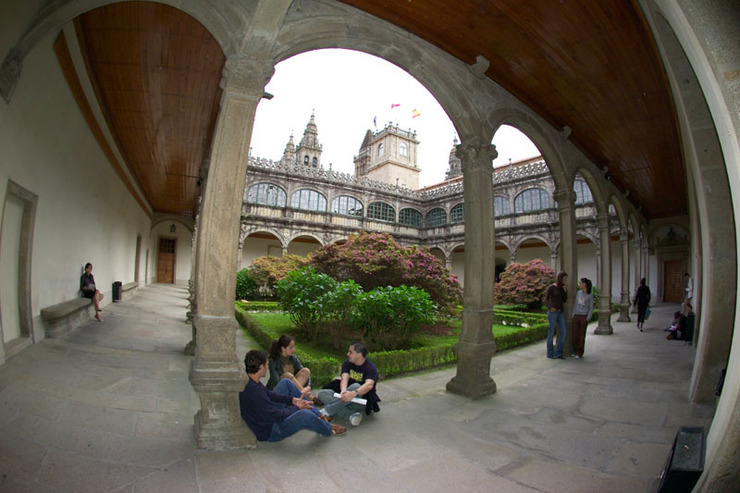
[157,237,176,283]
[663,260,683,302]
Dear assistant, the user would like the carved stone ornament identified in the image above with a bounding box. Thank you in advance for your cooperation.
[455,142,498,172]
[220,54,275,98]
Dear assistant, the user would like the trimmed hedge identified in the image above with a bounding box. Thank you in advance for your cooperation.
[236,300,280,312]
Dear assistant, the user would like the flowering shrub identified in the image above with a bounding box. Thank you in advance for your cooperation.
[350,285,436,350]
[247,254,309,299]
[311,232,462,312]
[495,259,555,309]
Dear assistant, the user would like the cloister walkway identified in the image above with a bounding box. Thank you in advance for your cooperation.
[0,284,713,492]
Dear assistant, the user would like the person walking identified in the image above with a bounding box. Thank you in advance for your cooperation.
[634,278,651,331]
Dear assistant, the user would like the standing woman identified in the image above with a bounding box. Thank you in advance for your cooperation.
[571,278,593,359]
[634,278,651,331]
[267,335,312,397]
[80,262,102,321]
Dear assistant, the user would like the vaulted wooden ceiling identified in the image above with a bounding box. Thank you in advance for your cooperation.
[72,0,684,219]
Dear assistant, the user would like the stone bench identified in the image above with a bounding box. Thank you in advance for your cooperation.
[40,293,104,338]
[120,281,139,301]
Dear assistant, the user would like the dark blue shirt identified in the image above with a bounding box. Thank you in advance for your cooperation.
[239,378,297,441]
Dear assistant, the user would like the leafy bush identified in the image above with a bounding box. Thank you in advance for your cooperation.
[311,232,462,313]
[350,285,436,350]
[495,259,555,309]
[276,267,337,340]
[235,268,259,300]
[249,254,310,299]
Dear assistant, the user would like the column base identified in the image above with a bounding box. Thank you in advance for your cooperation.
[193,407,256,449]
[617,303,631,322]
[446,340,497,399]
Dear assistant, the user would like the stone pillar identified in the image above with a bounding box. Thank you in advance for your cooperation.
[445,255,452,271]
[595,244,601,287]
[553,188,577,357]
[617,230,631,322]
[447,141,498,399]
[509,249,517,265]
[631,236,640,314]
[594,215,613,334]
[549,247,558,271]
[189,54,275,449]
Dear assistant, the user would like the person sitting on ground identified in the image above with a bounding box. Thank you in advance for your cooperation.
[665,311,681,333]
[318,342,381,426]
[682,303,695,345]
[266,335,313,397]
[238,350,346,441]
[80,262,103,322]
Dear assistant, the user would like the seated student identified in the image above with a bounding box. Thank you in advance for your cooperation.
[682,303,695,345]
[665,311,681,333]
[266,335,312,396]
[318,342,380,426]
[80,262,103,321]
[238,350,346,441]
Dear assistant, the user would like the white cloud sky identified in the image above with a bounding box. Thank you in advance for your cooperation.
[251,49,541,187]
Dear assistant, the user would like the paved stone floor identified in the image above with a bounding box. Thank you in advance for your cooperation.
[0,284,714,492]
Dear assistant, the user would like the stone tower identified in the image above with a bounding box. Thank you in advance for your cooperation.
[280,133,296,166]
[353,122,420,189]
[445,136,462,180]
[295,111,322,168]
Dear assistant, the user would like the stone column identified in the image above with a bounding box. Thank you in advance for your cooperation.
[553,188,577,357]
[189,54,274,449]
[509,248,517,265]
[549,247,558,271]
[447,141,498,399]
[617,231,631,322]
[445,255,452,271]
[594,215,613,334]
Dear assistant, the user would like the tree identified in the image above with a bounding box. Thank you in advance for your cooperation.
[495,259,555,309]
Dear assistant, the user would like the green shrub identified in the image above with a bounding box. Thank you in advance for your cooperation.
[276,267,337,340]
[236,300,279,311]
[235,268,259,301]
[350,285,436,350]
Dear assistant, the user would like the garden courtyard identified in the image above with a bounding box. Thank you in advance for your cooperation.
[0,283,713,492]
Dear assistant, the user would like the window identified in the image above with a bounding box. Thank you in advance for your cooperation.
[247,183,287,207]
[331,195,364,217]
[514,188,550,213]
[450,203,465,223]
[378,143,384,157]
[399,208,423,227]
[425,208,447,227]
[290,189,327,212]
[400,142,408,157]
[367,201,395,222]
[494,196,510,217]
[574,179,594,204]
[312,157,318,168]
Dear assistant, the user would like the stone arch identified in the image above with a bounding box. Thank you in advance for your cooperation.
[286,233,323,257]
[150,215,194,235]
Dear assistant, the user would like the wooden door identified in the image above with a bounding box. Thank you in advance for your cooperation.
[157,238,176,283]
[663,260,683,302]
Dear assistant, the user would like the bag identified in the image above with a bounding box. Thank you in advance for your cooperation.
[645,308,651,320]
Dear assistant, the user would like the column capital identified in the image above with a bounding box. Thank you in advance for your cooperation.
[553,188,575,206]
[597,215,610,231]
[456,141,498,172]
[220,54,275,100]
[619,230,629,242]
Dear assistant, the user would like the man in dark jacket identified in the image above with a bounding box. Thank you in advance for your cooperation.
[239,350,346,441]
[545,271,568,359]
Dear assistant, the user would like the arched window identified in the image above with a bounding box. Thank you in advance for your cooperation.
[574,179,594,204]
[367,201,395,222]
[312,157,318,167]
[400,142,408,157]
[290,189,327,212]
[399,208,423,227]
[425,208,447,227]
[514,188,550,213]
[331,195,364,217]
[378,143,384,156]
[494,195,510,217]
[247,183,287,207]
[303,155,309,165]
[450,203,465,224]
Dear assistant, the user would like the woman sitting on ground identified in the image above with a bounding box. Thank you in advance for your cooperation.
[267,335,313,399]
[80,262,102,322]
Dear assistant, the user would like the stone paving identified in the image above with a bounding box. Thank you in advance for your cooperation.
[0,284,713,492]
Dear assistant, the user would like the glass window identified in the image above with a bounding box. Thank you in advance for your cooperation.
[514,188,550,213]
[290,189,327,212]
[450,203,465,223]
[400,142,408,157]
[247,183,287,207]
[574,179,593,204]
[304,155,309,165]
[399,208,423,227]
[378,143,384,156]
[312,157,318,167]
[331,195,364,217]
[425,208,447,227]
[494,195,510,217]
[367,201,395,222]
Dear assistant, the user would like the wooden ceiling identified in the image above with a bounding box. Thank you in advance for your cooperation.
[72,1,684,219]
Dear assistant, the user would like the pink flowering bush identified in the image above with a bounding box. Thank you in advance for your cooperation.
[310,232,462,312]
[495,259,555,309]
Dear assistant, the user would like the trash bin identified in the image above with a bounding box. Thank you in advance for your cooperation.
[112,281,122,302]
[656,426,704,493]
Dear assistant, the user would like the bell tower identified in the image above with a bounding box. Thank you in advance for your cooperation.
[295,111,322,168]
[353,122,420,189]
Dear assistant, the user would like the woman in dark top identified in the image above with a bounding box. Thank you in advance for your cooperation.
[267,335,312,397]
[633,277,651,331]
[80,262,102,321]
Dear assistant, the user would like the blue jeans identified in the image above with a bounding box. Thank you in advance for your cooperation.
[267,409,331,442]
[317,383,364,419]
[547,310,566,357]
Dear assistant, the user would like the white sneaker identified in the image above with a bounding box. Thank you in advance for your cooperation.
[349,412,363,426]
[574,355,581,359]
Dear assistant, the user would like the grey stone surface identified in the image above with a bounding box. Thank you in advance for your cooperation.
[0,284,711,492]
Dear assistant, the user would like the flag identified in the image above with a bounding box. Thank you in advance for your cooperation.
[391,103,400,109]
[373,116,377,128]
[412,108,421,118]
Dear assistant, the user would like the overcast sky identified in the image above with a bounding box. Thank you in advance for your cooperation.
[250,49,540,187]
